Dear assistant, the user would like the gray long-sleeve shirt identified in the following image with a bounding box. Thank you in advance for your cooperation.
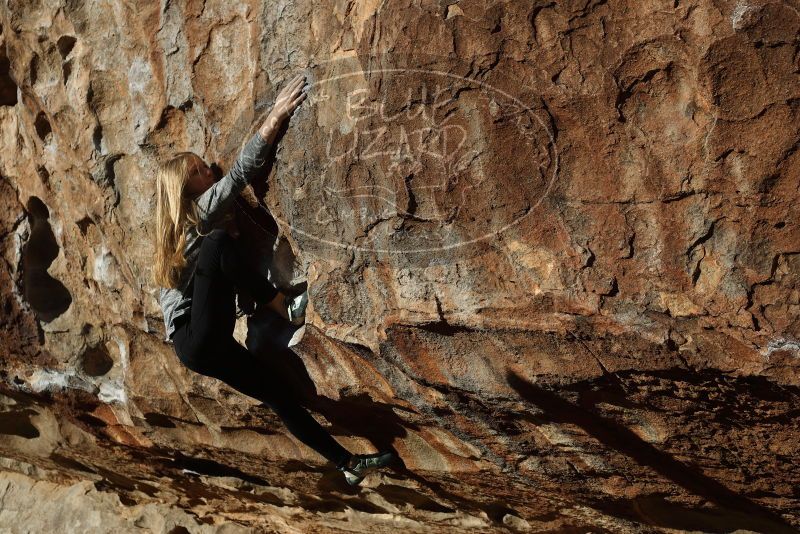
[157,131,271,342]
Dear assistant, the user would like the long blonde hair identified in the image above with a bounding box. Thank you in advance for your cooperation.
[153,152,209,288]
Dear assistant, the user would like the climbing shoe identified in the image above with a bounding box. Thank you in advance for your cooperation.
[338,451,396,486]
[285,290,308,326]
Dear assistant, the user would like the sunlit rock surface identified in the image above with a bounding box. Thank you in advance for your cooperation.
[0,0,799,531]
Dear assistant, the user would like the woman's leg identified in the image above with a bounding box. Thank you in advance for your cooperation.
[175,229,351,467]
[180,229,280,360]
[197,337,352,467]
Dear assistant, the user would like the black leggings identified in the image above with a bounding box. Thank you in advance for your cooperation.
[171,229,351,467]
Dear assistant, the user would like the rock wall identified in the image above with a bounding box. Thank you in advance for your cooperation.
[0,0,799,531]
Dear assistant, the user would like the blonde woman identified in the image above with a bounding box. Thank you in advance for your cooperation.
[153,73,394,485]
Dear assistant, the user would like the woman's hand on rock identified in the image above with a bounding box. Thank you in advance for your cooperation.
[260,73,309,136]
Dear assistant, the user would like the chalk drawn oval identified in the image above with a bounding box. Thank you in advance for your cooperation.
[238,53,559,266]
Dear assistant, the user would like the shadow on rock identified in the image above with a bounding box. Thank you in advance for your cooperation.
[507,370,798,533]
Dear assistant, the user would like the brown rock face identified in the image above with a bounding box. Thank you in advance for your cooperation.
[1,0,799,531]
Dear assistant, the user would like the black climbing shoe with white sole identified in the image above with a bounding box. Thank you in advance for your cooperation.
[285,290,308,326]
[338,451,396,486]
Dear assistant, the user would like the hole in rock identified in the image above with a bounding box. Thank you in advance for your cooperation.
[484,502,519,523]
[118,494,137,506]
[76,215,95,235]
[144,412,176,428]
[50,452,95,474]
[36,165,49,184]
[0,408,39,438]
[0,33,17,106]
[29,54,38,86]
[56,35,76,59]
[92,123,102,152]
[171,451,272,487]
[80,344,113,376]
[62,59,72,83]
[22,196,72,322]
[92,465,160,497]
[34,111,51,141]
[76,413,107,428]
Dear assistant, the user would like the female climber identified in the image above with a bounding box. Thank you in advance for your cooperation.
[152,72,394,485]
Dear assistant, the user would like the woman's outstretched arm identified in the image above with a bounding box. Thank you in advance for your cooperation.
[194,132,272,227]
[195,73,309,227]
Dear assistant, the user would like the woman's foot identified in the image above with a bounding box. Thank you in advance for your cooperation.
[285,290,308,326]
[338,451,396,486]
